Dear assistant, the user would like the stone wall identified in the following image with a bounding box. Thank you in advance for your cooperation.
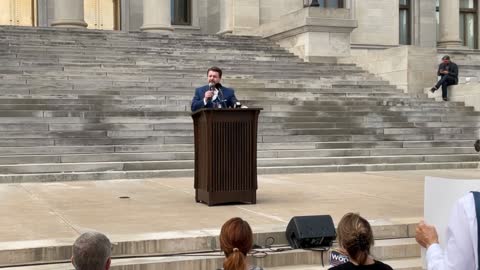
[259,0,303,24]
[232,0,260,35]
[413,0,437,48]
[205,0,220,34]
[340,46,437,95]
[350,0,398,46]
[257,7,356,61]
[443,84,480,110]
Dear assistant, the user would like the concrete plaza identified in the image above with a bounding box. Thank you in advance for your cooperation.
[2,169,479,245]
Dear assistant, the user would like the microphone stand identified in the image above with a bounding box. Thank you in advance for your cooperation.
[217,87,227,108]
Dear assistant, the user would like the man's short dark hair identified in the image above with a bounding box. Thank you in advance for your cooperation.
[475,140,480,152]
[207,66,222,78]
[442,55,450,60]
[72,232,112,270]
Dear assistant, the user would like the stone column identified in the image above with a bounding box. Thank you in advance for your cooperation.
[218,0,233,34]
[218,0,259,35]
[438,0,462,48]
[140,0,173,33]
[51,0,87,28]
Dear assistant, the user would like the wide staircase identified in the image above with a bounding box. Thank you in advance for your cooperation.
[0,26,478,183]
[0,220,421,270]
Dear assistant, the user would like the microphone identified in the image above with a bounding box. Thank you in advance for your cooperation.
[217,86,227,108]
[207,82,215,101]
[208,82,215,90]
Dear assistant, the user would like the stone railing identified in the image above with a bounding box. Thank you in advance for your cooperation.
[303,0,351,14]
[338,46,437,96]
[254,3,357,62]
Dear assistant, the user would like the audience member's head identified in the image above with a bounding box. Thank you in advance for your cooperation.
[219,217,253,270]
[72,232,112,270]
[474,139,480,152]
[337,213,374,265]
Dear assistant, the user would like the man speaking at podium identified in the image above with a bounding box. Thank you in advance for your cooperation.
[191,66,238,112]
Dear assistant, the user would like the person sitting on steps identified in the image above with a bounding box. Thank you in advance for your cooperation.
[430,55,458,102]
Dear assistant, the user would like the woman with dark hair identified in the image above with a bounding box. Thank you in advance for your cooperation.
[329,213,392,270]
[218,217,264,270]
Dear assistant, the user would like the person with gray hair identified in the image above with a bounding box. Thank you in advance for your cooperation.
[72,232,112,270]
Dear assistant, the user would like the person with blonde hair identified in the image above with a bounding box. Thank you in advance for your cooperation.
[329,213,392,270]
[218,217,263,270]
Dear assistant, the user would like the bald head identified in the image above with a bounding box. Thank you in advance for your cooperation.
[72,232,112,270]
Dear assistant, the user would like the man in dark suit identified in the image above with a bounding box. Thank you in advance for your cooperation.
[191,66,238,112]
[430,55,459,102]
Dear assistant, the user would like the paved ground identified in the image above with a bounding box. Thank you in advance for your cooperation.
[1,169,479,245]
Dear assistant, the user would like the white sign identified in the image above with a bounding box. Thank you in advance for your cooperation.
[423,176,480,265]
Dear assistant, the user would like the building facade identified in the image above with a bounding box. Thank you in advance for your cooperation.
[0,0,477,49]
[2,0,480,107]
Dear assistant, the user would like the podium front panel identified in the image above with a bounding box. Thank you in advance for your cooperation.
[192,108,261,205]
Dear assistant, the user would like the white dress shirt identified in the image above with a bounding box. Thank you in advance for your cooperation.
[426,193,478,270]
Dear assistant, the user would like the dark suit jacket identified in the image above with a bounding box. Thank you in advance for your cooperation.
[437,62,459,84]
[191,84,238,112]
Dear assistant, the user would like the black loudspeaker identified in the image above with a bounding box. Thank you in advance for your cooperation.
[286,215,336,249]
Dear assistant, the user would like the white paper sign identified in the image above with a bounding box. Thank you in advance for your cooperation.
[422,176,480,266]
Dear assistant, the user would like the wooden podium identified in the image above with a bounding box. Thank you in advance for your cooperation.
[192,108,262,206]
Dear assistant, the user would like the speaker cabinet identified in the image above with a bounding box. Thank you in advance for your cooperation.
[286,215,336,249]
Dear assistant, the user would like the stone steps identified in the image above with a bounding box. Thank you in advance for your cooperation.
[0,144,473,156]
[0,139,473,151]
[0,154,477,175]
[0,98,467,108]
[0,148,475,166]
[6,242,417,270]
[2,133,473,147]
[268,258,422,270]
[0,97,464,109]
[0,221,418,269]
[0,128,475,141]
[1,160,477,182]
[0,26,478,180]
[10,107,479,116]
[0,104,474,114]
[1,121,475,131]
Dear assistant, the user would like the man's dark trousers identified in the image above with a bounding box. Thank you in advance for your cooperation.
[434,75,456,99]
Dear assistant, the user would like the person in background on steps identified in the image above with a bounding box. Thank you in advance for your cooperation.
[191,66,239,112]
[72,231,112,270]
[217,217,264,270]
[430,55,458,102]
[415,191,479,270]
[328,213,393,270]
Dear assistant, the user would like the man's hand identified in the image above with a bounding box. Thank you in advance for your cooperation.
[441,70,449,75]
[204,90,214,100]
[415,221,439,249]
